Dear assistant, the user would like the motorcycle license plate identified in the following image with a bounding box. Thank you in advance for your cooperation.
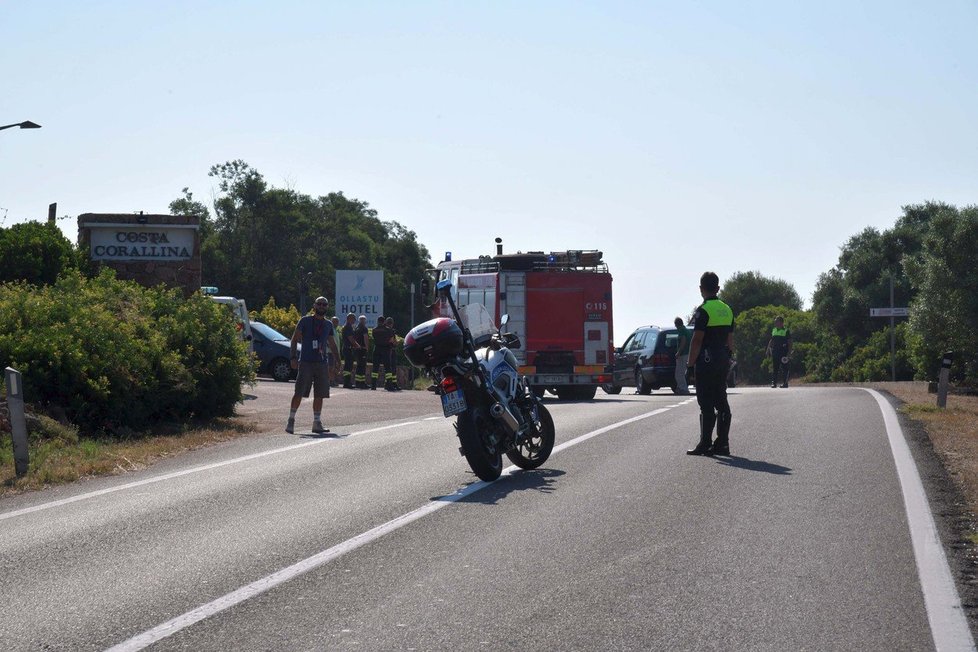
[441,389,467,417]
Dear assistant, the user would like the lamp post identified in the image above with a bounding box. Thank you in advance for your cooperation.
[299,269,313,315]
[0,121,41,132]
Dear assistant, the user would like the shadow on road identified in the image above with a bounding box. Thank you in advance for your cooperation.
[298,431,348,439]
[434,468,567,505]
[713,455,792,475]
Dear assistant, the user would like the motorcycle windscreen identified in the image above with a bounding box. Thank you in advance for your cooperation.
[458,303,497,345]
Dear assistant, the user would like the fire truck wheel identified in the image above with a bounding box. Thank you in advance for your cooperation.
[635,368,653,395]
[601,383,622,395]
[575,386,597,400]
[555,386,597,401]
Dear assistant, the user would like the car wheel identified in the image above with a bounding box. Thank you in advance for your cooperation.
[601,383,622,395]
[271,358,292,382]
[635,367,652,395]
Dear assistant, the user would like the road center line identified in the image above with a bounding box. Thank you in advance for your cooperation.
[862,389,976,651]
[104,405,677,652]
[0,421,421,523]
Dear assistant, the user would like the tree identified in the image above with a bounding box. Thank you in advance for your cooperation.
[808,201,948,382]
[719,271,802,315]
[0,221,77,285]
[168,187,212,240]
[176,161,431,335]
[904,204,978,384]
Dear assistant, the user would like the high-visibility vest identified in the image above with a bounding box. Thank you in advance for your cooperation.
[701,299,733,327]
[771,327,788,337]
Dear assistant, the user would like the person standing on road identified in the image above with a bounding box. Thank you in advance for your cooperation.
[766,316,792,388]
[674,316,691,395]
[370,315,391,390]
[353,314,369,388]
[286,297,340,434]
[385,316,401,391]
[341,312,358,389]
[686,272,735,456]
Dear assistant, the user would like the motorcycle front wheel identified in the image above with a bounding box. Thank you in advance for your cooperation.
[506,403,555,470]
[456,407,504,482]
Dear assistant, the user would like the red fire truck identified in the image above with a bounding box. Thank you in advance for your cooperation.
[428,248,614,400]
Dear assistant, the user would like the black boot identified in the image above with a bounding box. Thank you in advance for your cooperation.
[712,412,731,456]
[687,413,715,455]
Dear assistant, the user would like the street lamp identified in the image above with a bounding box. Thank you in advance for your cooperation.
[0,121,42,132]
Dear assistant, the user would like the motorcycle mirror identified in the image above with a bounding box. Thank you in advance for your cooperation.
[500,314,510,326]
[436,279,453,297]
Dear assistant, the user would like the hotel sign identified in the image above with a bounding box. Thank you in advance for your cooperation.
[87,224,197,261]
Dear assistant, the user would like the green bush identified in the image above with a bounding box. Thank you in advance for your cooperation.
[0,221,77,285]
[834,323,914,382]
[251,296,302,336]
[0,270,254,435]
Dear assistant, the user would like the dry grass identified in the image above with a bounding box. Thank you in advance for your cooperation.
[877,382,978,539]
[0,417,257,497]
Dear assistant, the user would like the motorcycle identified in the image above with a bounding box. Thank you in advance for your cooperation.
[403,279,556,481]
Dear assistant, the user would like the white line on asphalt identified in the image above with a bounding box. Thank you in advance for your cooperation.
[423,416,443,420]
[104,405,680,651]
[863,388,976,652]
[0,421,421,523]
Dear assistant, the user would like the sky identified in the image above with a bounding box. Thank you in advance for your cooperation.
[3,1,977,340]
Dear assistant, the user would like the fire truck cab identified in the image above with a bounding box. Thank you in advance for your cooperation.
[428,249,613,400]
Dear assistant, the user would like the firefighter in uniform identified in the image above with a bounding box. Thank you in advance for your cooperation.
[766,316,792,388]
[341,313,358,389]
[686,271,735,456]
[385,316,401,391]
[353,314,369,388]
[370,316,391,390]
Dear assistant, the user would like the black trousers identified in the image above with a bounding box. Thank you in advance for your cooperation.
[372,347,393,386]
[772,354,789,385]
[695,354,731,434]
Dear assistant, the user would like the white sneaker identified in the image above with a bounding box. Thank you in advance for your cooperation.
[311,422,327,434]
[285,418,295,434]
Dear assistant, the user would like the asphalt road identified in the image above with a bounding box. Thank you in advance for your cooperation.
[0,384,974,651]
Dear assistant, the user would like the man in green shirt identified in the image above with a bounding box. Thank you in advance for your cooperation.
[674,317,691,395]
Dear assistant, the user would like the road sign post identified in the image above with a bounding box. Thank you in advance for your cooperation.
[4,367,29,477]
[869,297,910,381]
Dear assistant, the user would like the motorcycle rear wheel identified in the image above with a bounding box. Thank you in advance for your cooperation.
[456,407,504,482]
[506,403,555,470]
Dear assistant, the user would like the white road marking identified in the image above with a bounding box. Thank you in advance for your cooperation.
[0,421,421,522]
[104,405,679,651]
[863,389,976,651]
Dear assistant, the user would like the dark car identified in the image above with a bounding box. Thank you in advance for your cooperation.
[251,321,296,382]
[603,326,690,395]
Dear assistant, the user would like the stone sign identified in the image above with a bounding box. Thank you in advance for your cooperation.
[77,213,201,295]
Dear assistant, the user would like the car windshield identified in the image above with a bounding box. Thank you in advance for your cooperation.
[250,321,290,342]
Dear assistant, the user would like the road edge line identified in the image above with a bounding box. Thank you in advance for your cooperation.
[863,388,976,651]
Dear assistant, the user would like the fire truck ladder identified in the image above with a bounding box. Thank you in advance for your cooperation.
[500,271,527,366]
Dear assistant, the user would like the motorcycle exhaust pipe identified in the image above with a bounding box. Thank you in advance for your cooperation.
[489,402,519,434]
